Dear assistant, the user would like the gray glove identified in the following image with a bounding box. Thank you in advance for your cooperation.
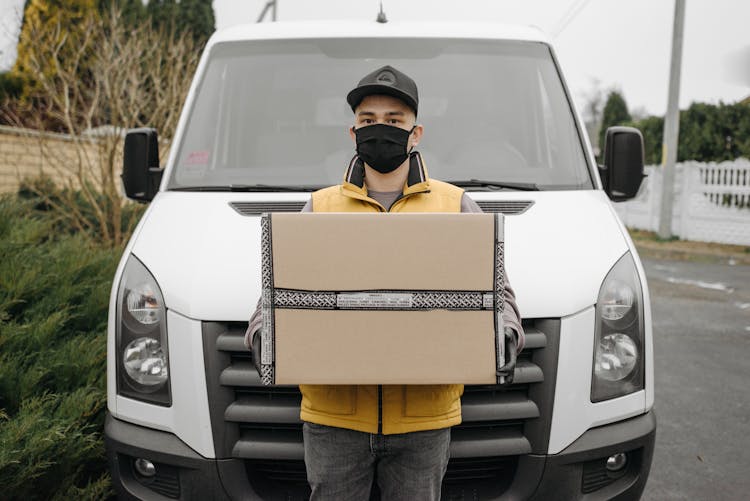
[251,329,263,376]
[496,327,518,385]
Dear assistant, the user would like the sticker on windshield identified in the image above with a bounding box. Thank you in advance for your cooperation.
[186,150,210,165]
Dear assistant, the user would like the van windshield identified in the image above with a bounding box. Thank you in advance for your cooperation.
[168,38,592,191]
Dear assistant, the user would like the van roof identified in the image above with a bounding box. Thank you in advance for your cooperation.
[209,21,551,47]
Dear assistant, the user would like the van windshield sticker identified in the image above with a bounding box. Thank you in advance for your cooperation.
[186,150,210,165]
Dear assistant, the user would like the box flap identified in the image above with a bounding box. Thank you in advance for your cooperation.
[270,212,496,291]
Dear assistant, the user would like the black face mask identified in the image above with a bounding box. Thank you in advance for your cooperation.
[353,124,416,174]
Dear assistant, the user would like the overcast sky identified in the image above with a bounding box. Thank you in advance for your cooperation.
[2,0,748,116]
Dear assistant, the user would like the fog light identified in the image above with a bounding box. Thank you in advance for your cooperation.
[606,452,627,472]
[134,458,156,477]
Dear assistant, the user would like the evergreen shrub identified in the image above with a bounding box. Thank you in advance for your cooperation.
[17,176,146,245]
[0,192,123,500]
[627,101,750,165]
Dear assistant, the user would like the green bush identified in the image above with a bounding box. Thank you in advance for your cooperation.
[599,91,632,159]
[0,194,121,500]
[17,176,146,245]
[627,100,750,165]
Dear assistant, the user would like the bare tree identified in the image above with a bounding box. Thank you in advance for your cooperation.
[577,78,605,153]
[7,6,199,246]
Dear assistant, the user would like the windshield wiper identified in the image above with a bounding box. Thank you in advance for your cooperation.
[170,184,324,192]
[447,179,540,191]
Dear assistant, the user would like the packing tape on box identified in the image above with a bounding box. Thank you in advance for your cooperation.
[494,213,507,384]
[272,290,496,310]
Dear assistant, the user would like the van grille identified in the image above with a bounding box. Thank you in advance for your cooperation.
[228,200,533,216]
[229,201,305,215]
[202,319,558,499]
[476,200,534,214]
[242,456,518,499]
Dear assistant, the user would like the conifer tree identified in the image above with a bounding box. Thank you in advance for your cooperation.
[177,0,215,44]
[599,91,632,156]
[147,0,178,32]
[98,0,147,27]
[11,0,98,101]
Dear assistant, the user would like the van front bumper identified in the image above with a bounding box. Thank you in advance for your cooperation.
[105,410,655,500]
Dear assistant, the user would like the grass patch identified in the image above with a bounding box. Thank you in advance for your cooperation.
[627,229,679,242]
[627,228,750,264]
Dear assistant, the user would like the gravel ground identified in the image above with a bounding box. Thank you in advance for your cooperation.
[640,257,750,501]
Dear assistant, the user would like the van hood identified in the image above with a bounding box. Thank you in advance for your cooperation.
[130,191,629,321]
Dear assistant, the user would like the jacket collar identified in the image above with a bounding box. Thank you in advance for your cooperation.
[341,151,431,200]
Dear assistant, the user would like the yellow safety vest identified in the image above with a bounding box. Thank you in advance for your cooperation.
[299,152,466,434]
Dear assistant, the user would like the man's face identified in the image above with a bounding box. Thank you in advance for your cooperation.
[349,94,422,150]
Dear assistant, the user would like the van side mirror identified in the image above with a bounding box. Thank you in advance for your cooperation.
[599,126,646,202]
[122,128,163,203]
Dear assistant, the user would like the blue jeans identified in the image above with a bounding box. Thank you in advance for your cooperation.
[303,422,451,501]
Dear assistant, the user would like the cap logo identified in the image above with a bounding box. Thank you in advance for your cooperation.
[376,70,396,85]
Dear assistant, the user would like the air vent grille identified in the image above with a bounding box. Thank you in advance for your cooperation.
[476,200,534,214]
[229,200,533,216]
[230,201,306,215]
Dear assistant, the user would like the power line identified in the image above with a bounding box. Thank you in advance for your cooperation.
[550,0,592,38]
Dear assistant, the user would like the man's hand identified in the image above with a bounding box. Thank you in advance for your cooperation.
[497,327,518,385]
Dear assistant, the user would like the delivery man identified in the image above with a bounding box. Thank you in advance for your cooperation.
[246,65,524,500]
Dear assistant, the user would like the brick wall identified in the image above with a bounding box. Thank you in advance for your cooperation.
[0,125,103,193]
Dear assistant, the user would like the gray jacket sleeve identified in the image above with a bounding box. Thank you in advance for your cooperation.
[460,193,525,353]
[245,297,262,349]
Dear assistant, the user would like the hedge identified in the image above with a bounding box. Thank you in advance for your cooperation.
[0,193,121,500]
[626,101,750,165]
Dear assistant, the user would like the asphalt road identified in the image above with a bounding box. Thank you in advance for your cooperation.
[639,257,750,501]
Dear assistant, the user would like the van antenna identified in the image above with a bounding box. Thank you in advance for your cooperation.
[376,2,388,23]
[256,0,277,23]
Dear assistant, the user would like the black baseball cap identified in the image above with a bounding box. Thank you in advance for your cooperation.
[346,65,419,116]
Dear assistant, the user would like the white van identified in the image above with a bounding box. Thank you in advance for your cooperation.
[106,21,655,500]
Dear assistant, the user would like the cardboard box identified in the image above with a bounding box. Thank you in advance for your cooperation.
[259,212,505,385]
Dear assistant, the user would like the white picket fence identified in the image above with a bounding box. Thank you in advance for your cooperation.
[613,158,750,246]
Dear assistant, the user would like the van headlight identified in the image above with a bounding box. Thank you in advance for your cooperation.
[116,255,171,406]
[591,252,645,402]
